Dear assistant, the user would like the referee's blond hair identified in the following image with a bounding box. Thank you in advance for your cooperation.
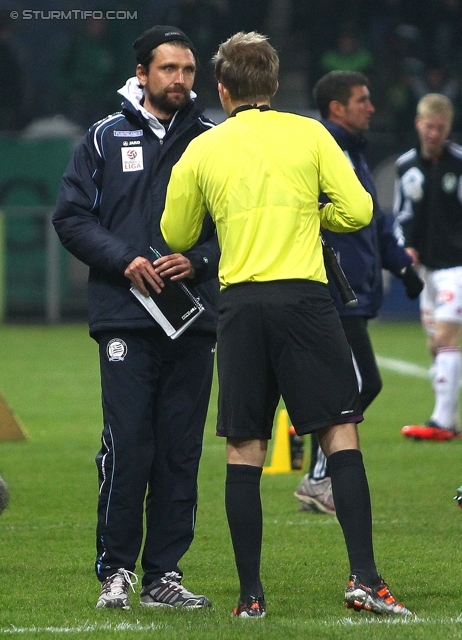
[417,93,454,122]
[213,31,279,103]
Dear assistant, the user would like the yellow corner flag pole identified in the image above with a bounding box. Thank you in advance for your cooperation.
[263,408,294,474]
[0,391,27,441]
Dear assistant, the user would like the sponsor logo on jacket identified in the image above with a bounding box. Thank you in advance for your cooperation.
[114,130,143,137]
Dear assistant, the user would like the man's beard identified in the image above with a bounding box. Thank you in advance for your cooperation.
[146,86,190,115]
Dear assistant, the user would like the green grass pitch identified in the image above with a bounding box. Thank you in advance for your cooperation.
[0,321,461,639]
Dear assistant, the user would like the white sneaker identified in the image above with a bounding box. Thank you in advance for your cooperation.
[140,571,212,608]
[294,475,335,514]
[96,568,138,609]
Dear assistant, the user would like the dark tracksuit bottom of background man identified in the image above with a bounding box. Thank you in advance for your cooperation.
[94,328,215,587]
[310,315,383,478]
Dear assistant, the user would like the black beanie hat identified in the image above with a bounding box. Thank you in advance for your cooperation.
[133,25,197,65]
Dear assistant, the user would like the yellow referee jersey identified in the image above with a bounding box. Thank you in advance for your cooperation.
[161,108,372,289]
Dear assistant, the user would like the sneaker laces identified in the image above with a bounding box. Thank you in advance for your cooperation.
[162,571,196,597]
[164,571,182,583]
[376,579,397,604]
[104,569,138,595]
[121,569,138,593]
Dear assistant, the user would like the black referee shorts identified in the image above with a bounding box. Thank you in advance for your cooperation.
[216,280,362,439]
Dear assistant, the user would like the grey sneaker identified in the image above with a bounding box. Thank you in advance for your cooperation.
[298,501,316,512]
[345,575,412,616]
[294,475,335,514]
[140,571,212,608]
[96,569,138,609]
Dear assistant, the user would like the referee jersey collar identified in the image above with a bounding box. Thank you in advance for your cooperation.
[230,104,272,117]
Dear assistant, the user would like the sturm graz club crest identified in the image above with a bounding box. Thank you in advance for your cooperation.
[442,172,457,194]
[106,338,128,362]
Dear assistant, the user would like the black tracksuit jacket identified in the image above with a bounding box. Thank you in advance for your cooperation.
[394,141,462,269]
[53,96,219,337]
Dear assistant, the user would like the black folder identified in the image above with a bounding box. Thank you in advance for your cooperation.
[130,248,204,339]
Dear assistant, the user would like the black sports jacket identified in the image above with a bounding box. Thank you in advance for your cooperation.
[394,142,462,269]
[53,87,219,336]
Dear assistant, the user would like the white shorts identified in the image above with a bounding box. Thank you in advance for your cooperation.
[419,265,462,336]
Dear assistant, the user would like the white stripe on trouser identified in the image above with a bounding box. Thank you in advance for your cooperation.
[312,445,328,480]
[351,348,362,393]
[312,347,362,480]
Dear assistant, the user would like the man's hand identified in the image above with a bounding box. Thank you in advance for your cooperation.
[124,256,164,296]
[153,253,195,281]
[405,247,420,266]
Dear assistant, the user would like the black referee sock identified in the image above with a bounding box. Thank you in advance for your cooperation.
[225,463,264,601]
[328,449,380,587]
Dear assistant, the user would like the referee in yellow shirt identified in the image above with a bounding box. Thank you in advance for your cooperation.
[160,32,411,619]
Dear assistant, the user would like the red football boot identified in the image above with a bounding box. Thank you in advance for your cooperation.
[402,421,461,441]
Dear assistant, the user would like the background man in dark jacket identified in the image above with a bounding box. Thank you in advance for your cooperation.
[53,26,219,609]
[294,70,422,514]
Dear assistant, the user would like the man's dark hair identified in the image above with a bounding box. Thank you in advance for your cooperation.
[313,71,370,119]
[213,31,279,103]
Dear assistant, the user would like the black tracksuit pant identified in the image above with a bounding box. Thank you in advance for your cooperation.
[94,328,215,586]
[309,316,382,479]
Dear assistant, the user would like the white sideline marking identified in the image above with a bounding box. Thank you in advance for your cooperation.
[282,518,389,527]
[0,523,93,531]
[375,356,430,380]
[1,617,462,633]
[0,621,167,634]
[327,615,462,626]
[283,518,338,526]
[376,355,462,387]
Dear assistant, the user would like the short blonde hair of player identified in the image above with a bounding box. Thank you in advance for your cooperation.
[213,31,279,103]
[417,93,454,122]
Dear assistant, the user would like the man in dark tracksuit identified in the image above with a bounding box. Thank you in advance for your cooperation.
[294,71,422,514]
[53,26,219,609]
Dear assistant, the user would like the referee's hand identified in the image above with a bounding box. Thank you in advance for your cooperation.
[153,253,195,281]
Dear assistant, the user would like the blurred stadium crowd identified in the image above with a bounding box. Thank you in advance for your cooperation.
[2,0,455,321]
[1,0,462,148]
